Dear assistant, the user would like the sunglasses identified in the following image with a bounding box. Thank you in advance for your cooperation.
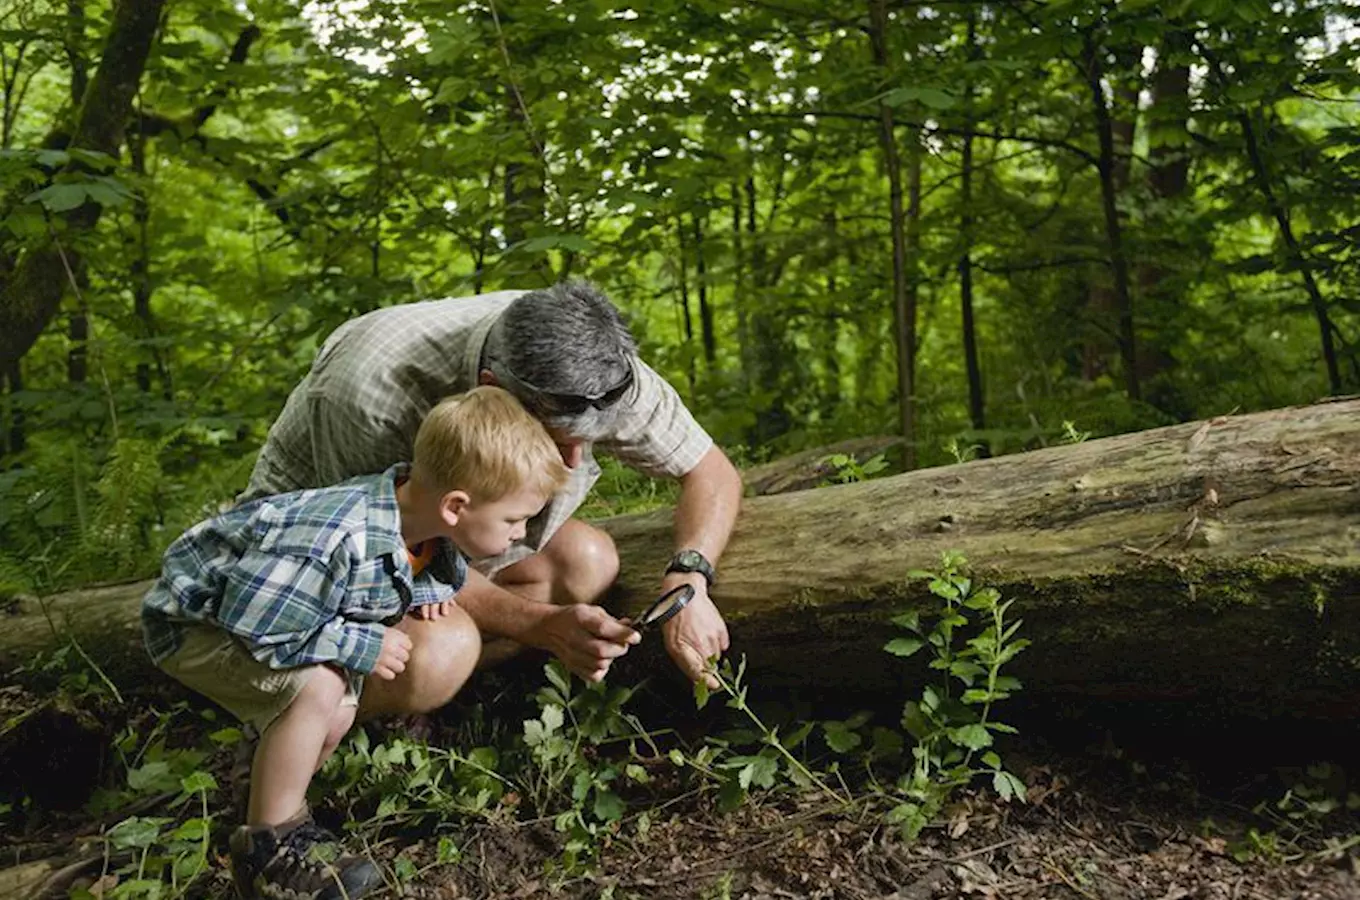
[500,364,634,417]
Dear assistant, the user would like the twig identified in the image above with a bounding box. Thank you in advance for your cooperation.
[947,836,1018,862]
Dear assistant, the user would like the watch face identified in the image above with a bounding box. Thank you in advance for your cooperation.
[675,550,705,569]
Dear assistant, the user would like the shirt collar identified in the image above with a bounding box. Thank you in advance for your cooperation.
[368,462,464,586]
[465,308,504,386]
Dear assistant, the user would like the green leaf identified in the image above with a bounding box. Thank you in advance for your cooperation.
[179,771,217,794]
[993,770,1028,802]
[668,748,686,766]
[891,610,920,631]
[884,636,924,657]
[877,86,957,110]
[546,660,571,697]
[901,701,931,740]
[171,817,208,841]
[694,678,711,710]
[718,776,746,812]
[823,721,863,754]
[593,789,625,822]
[107,816,167,850]
[26,183,88,212]
[541,704,564,734]
[516,234,596,254]
[951,724,993,750]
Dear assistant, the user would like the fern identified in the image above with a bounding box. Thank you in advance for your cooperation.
[84,435,172,578]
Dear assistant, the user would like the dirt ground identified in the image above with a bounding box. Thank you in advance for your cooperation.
[3,675,1358,900]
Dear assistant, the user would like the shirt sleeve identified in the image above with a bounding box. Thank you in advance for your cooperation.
[596,360,714,479]
[217,549,386,674]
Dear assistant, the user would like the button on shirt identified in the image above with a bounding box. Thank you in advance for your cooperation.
[241,290,714,573]
[143,464,466,673]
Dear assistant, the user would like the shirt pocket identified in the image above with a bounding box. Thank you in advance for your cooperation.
[339,557,405,624]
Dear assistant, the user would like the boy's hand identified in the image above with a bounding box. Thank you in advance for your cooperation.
[373,627,414,680]
[412,600,455,621]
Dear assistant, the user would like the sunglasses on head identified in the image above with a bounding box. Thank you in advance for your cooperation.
[501,364,634,417]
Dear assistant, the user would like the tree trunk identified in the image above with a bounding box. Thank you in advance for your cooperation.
[3,401,1357,717]
[959,12,985,450]
[1136,31,1193,404]
[731,181,751,394]
[693,212,715,368]
[1081,32,1140,402]
[0,0,167,368]
[869,0,917,469]
[1238,108,1342,395]
[674,217,695,398]
[2,360,24,454]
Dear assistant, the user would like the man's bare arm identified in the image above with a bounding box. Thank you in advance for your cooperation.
[660,445,743,684]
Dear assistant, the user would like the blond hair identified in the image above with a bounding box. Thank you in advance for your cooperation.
[411,386,569,501]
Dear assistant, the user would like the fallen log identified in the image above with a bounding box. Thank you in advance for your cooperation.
[2,400,1357,716]
[742,435,903,495]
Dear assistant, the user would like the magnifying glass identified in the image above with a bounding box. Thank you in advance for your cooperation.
[632,583,695,633]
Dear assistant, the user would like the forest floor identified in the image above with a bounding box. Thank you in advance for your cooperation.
[3,663,1359,900]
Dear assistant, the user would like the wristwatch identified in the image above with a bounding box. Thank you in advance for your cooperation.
[665,549,716,586]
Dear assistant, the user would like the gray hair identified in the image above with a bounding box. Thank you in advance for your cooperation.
[482,280,638,439]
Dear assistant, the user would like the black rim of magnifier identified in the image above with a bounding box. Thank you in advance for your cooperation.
[635,583,695,631]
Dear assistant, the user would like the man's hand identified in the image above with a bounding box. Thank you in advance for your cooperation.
[661,571,729,688]
[373,627,414,680]
[529,604,639,683]
[411,600,455,621]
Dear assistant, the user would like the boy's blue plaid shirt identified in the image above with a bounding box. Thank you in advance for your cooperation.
[142,464,466,674]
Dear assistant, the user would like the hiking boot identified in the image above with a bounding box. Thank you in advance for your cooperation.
[228,811,381,900]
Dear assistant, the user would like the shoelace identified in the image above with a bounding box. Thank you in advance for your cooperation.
[280,821,340,864]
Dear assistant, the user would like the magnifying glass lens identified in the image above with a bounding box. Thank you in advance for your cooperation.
[637,584,695,631]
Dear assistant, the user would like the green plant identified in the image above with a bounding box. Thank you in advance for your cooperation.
[686,655,850,812]
[1230,763,1360,863]
[71,712,218,900]
[1060,420,1091,444]
[945,437,984,465]
[881,552,1030,839]
[820,451,889,485]
[523,660,656,871]
[319,726,512,829]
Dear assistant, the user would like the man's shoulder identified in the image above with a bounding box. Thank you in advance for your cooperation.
[331,290,525,342]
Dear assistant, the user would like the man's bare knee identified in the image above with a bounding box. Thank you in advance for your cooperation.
[530,520,619,605]
[358,608,481,720]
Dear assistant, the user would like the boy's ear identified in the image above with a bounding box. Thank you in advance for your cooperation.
[439,490,471,527]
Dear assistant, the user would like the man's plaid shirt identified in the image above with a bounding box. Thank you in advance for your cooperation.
[143,464,466,673]
[240,290,714,573]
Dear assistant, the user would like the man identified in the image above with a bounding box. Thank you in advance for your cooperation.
[243,281,743,716]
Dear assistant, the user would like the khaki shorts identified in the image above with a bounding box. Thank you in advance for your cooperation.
[158,625,360,733]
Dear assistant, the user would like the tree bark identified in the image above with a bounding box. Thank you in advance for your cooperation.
[3,401,1357,717]
[1081,31,1140,402]
[1136,30,1192,401]
[0,0,167,368]
[692,212,715,368]
[869,0,917,469]
[959,11,985,450]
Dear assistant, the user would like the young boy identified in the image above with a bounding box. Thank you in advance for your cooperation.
[142,386,569,900]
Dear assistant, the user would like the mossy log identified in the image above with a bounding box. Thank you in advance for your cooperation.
[607,397,1360,716]
[3,399,1357,716]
